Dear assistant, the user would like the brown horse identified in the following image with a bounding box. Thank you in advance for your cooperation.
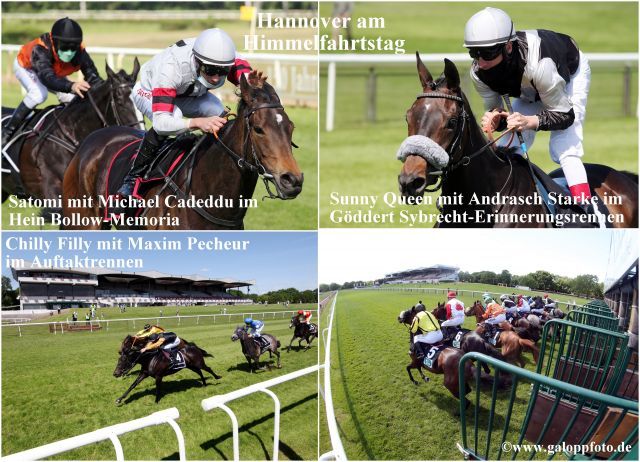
[113,334,221,404]
[397,307,473,407]
[62,70,303,230]
[475,322,539,367]
[397,54,638,228]
[2,61,140,203]
[465,300,485,324]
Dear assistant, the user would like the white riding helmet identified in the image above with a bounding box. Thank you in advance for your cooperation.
[193,28,236,66]
[500,294,509,301]
[464,7,516,48]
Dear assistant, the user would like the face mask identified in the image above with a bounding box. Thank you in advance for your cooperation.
[58,49,77,63]
[197,74,225,90]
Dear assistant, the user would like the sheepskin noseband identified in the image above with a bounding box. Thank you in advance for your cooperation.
[396,135,449,169]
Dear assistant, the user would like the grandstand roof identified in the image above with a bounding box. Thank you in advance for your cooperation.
[385,264,459,277]
[11,264,254,289]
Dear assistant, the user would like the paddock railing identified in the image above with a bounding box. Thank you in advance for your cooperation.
[2,309,318,337]
[319,292,348,461]
[3,408,185,462]
[201,365,320,462]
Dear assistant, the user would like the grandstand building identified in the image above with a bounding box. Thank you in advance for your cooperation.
[378,265,460,284]
[10,264,254,310]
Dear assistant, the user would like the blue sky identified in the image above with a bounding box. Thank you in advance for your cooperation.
[320,229,635,285]
[3,232,317,294]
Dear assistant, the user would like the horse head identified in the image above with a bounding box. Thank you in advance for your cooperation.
[231,326,246,342]
[398,54,468,198]
[397,307,415,325]
[289,314,299,329]
[113,335,138,378]
[237,70,303,199]
[431,301,447,321]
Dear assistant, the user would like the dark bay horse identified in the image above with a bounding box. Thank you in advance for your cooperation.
[287,315,318,352]
[397,54,638,228]
[231,326,281,372]
[2,61,140,202]
[62,70,303,230]
[397,307,473,407]
[113,334,221,404]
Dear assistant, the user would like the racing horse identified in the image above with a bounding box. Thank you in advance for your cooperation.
[287,314,318,352]
[475,322,539,367]
[465,299,539,341]
[113,334,221,404]
[231,326,281,372]
[2,60,140,203]
[62,70,304,230]
[396,53,638,228]
[397,307,473,407]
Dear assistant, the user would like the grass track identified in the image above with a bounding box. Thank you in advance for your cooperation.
[320,289,565,460]
[2,304,319,460]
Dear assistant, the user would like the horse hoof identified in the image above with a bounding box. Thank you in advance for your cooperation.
[115,399,122,405]
[423,377,430,383]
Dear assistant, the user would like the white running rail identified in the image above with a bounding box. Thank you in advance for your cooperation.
[319,292,347,461]
[3,408,185,461]
[201,365,320,462]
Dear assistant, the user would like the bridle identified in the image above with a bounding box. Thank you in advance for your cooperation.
[411,90,515,196]
[86,81,141,128]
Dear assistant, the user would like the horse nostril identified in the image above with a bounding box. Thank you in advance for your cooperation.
[280,173,302,189]
[411,177,426,192]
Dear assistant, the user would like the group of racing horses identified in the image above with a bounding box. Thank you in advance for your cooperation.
[397,297,564,408]
[112,313,317,404]
[2,64,303,230]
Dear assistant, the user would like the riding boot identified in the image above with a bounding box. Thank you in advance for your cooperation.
[2,101,32,146]
[117,129,164,196]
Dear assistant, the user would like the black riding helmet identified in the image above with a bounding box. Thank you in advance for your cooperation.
[51,17,83,51]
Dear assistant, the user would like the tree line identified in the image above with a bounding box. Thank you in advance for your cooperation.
[321,270,603,299]
[229,287,317,305]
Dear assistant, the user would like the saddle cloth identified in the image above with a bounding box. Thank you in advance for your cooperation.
[102,132,201,222]
[422,343,447,368]
[450,328,471,349]
[162,350,186,372]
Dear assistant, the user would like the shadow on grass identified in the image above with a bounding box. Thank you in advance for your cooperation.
[116,375,220,405]
[226,360,280,374]
[199,393,317,460]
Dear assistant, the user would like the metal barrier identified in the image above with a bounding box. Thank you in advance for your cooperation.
[3,408,185,461]
[457,353,638,460]
[201,365,320,462]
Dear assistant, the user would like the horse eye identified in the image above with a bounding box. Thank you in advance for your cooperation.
[253,126,265,135]
[447,118,458,129]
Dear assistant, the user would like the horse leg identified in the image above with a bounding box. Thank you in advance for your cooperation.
[305,336,315,350]
[115,371,148,404]
[274,349,281,369]
[287,335,296,352]
[155,376,164,403]
[201,363,222,380]
[406,364,419,385]
[188,366,208,386]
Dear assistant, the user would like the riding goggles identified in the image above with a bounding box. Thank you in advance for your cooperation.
[468,44,504,61]
[199,63,230,77]
[58,41,80,52]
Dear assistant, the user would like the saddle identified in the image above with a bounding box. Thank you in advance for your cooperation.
[482,325,502,346]
[253,336,271,352]
[103,132,201,222]
[449,328,471,349]
[160,349,186,371]
[1,105,64,196]
[421,343,447,368]
[530,163,611,228]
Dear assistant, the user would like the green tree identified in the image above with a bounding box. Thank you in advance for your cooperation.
[2,276,19,309]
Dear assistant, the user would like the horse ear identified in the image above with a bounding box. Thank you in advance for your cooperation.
[443,58,460,91]
[105,61,117,80]
[416,51,433,91]
[130,57,141,82]
[240,73,252,102]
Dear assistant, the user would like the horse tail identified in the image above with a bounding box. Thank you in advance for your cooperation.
[198,347,212,357]
[276,340,281,348]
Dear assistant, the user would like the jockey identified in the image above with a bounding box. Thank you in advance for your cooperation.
[440,291,465,339]
[516,294,531,316]
[464,7,594,209]
[117,28,252,196]
[410,309,443,358]
[2,17,102,145]
[543,294,557,311]
[482,296,506,338]
[244,317,268,347]
[500,294,518,320]
[134,323,165,339]
[140,331,181,365]
[414,300,426,312]
[297,309,312,323]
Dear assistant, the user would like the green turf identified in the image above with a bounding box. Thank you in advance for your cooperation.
[318,2,638,228]
[2,305,319,460]
[319,289,543,460]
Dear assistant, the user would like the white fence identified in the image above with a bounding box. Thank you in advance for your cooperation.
[3,408,185,461]
[319,52,639,131]
[2,309,318,337]
[1,45,318,107]
[319,292,347,461]
[201,365,320,462]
